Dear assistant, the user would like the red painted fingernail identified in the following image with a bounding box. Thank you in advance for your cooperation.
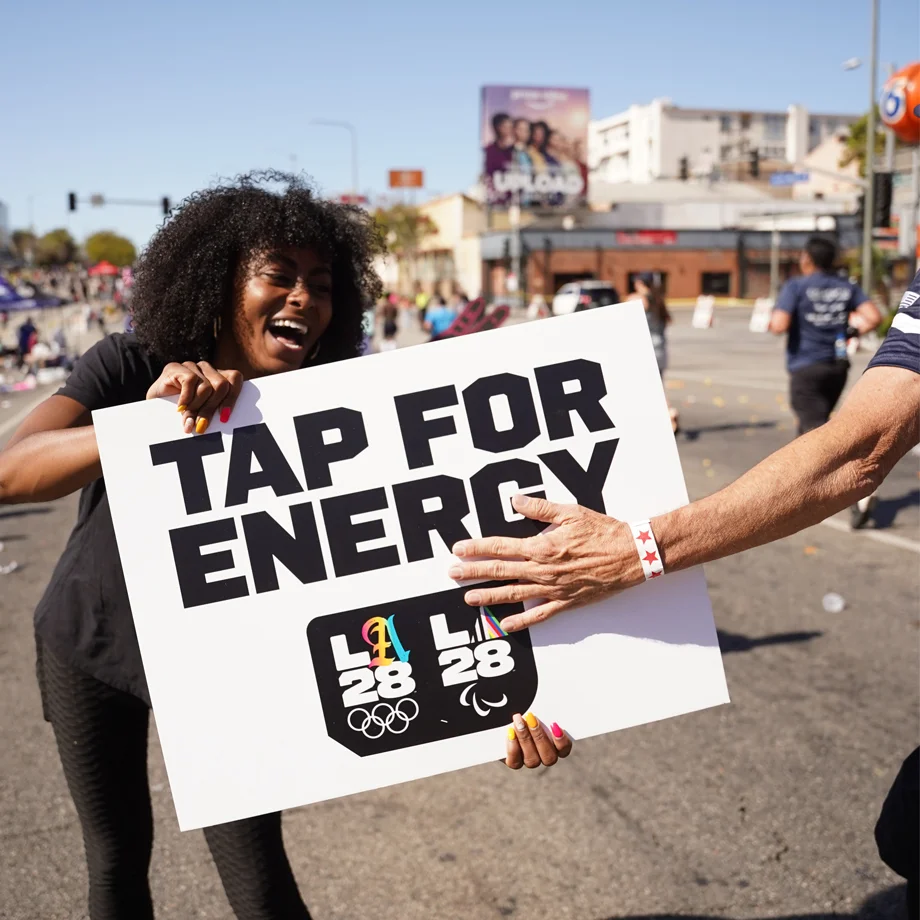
[220,407,231,424]
[551,722,563,739]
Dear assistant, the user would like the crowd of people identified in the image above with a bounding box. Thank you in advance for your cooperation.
[5,265,131,311]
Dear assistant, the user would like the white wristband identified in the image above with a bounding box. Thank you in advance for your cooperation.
[630,520,664,581]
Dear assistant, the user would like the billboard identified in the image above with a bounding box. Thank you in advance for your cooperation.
[389,169,424,189]
[480,85,590,209]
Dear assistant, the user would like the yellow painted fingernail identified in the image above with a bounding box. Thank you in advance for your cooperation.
[195,417,208,435]
[507,725,517,740]
[525,712,538,729]
[177,404,187,413]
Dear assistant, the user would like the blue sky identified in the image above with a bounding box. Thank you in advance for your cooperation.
[3,0,917,250]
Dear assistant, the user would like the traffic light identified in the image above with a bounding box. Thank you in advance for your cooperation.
[162,197,171,216]
[68,192,77,212]
[749,149,760,179]
[872,172,893,227]
[679,157,689,181]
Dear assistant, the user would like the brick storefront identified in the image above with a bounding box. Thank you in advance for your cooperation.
[480,216,861,301]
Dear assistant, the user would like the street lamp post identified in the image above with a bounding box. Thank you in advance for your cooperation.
[310,119,359,195]
[861,0,879,299]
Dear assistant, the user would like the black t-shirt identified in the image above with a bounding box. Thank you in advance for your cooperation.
[34,334,163,703]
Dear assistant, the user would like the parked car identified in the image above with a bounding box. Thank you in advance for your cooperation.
[551,280,621,316]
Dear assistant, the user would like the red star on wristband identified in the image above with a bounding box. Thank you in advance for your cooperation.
[637,530,651,543]
[649,570,662,578]
[643,550,658,564]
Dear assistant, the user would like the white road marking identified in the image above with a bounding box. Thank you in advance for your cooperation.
[820,516,920,554]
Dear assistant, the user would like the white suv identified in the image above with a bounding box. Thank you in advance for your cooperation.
[551,280,621,316]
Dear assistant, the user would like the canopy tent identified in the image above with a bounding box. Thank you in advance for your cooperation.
[88,261,119,277]
[0,275,65,312]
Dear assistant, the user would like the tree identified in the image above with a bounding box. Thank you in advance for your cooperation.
[373,204,437,256]
[10,229,37,262]
[36,228,78,266]
[839,110,888,177]
[84,230,137,267]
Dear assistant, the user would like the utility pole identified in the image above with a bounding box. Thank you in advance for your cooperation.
[509,192,522,308]
[770,216,781,300]
[861,0,879,299]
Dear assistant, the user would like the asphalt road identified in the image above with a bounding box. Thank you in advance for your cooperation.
[1,310,917,920]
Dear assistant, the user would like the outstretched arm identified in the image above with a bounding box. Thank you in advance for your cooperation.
[449,365,920,631]
[653,364,919,572]
[0,396,100,504]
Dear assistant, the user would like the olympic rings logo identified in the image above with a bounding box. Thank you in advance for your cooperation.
[346,699,419,738]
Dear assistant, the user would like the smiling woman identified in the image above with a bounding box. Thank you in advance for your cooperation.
[0,170,573,920]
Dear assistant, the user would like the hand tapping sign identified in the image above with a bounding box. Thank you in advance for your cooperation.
[449,494,644,633]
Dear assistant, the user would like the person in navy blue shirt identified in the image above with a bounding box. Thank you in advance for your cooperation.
[770,236,881,436]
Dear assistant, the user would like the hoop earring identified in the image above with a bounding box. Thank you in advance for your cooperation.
[213,316,222,339]
[308,340,321,361]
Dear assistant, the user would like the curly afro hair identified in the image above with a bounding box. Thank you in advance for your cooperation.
[130,170,384,366]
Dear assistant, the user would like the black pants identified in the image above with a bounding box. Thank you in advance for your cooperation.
[876,747,920,920]
[789,360,849,436]
[39,643,311,920]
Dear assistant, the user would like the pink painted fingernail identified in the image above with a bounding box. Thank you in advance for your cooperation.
[551,722,564,739]
[183,417,194,435]
[466,592,481,605]
[220,407,231,424]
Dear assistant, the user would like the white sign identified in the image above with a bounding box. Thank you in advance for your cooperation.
[691,295,715,329]
[749,297,774,333]
[93,305,729,831]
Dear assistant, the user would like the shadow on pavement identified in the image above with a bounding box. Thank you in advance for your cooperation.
[0,507,52,521]
[597,882,910,919]
[717,629,822,654]
[683,421,778,442]
[872,489,920,531]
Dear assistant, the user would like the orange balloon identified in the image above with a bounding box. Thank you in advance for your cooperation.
[880,61,920,144]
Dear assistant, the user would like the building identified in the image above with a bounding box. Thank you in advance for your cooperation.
[588,99,857,185]
[385,193,485,297]
[589,176,853,229]
[479,212,863,302]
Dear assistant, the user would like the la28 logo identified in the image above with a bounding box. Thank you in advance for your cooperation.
[307,584,539,756]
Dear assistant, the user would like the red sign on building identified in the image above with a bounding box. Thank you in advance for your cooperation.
[389,170,424,189]
[615,231,678,246]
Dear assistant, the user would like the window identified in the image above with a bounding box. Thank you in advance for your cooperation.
[763,113,785,141]
[740,113,751,130]
[719,115,733,132]
[701,272,731,296]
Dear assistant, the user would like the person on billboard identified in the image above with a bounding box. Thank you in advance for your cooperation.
[484,112,514,176]
[529,121,551,169]
[511,118,535,204]
[0,171,574,920]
